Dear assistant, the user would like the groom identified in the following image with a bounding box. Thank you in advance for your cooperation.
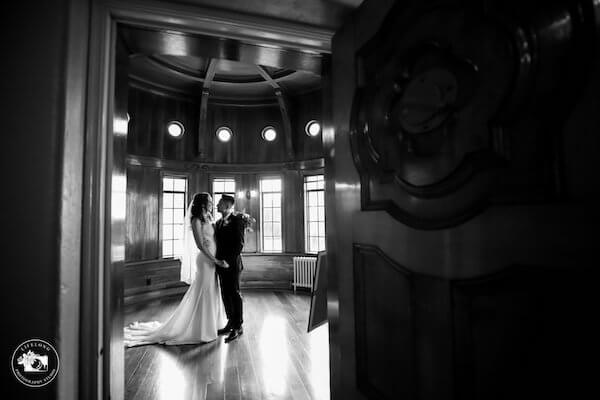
[215,194,245,343]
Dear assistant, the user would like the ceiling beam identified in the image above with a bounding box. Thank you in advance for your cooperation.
[256,65,295,159]
[198,59,218,159]
[255,65,280,90]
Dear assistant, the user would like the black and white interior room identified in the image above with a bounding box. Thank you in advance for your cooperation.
[5,0,600,400]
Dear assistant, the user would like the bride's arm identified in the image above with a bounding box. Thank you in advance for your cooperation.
[191,218,223,265]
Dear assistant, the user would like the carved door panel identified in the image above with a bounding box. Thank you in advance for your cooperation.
[327,1,600,399]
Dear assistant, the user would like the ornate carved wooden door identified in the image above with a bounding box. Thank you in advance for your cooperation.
[326,1,600,399]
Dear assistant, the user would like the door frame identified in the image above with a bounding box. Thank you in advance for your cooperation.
[79,1,334,399]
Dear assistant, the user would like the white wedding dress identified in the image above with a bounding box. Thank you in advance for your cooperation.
[124,216,226,347]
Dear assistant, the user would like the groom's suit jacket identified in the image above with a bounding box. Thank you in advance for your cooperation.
[215,213,245,272]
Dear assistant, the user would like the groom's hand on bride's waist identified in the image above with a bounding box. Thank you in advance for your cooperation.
[216,259,229,269]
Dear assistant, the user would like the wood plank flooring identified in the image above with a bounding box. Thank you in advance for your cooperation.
[124,290,330,400]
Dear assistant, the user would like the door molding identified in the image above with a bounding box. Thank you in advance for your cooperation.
[348,0,598,230]
[80,1,333,399]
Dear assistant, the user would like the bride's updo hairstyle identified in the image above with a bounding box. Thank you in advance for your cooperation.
[190,192,212,223]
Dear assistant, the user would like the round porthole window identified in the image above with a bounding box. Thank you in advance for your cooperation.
[261,126,277,142]
[216,126,233,142]
[305,120,321,137]
[167,121,185,138]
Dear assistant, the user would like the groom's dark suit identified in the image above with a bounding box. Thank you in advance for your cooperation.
[215,213,245,330]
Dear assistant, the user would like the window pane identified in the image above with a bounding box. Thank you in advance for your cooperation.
[272,193,281,206]
[173,178,186,192]
[173,208,185,224]
[260,177,283,253]
[264,238,273,252]
[162,240,173,256]
[310,237,318,252]
[273,222,281,237]
[163,209,173,224]
[316,176,324,189]
[263,193,272,207]
[272,208,281,222]
[309,206,318,221]
[214,180,224,193]
[162,175,187,259]
[304,176,326,253]
[173,239,183,256]
[271,179,281,192]
[225,180,235,193]
[263,208,272,222]
[310,222,318,236]
[261,179,272,192]
[264,222,273,237]
[173,193,185,209]
[163,224,173,240]
[173,224,184,240]
[163,193,173,209]
[272,210,281,222]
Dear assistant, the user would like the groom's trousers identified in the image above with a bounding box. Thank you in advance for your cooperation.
[217,267,243,329]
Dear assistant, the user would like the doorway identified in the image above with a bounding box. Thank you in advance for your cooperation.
[81,3,334,399]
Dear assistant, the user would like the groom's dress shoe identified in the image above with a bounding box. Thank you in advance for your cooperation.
[217,326,231,335]
[224,327,243,343]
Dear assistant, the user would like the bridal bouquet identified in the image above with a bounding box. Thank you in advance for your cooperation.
[237,210,256,232]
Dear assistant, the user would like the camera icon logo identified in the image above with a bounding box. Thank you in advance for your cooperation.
[11,339,59,387]
[17,350,49,372]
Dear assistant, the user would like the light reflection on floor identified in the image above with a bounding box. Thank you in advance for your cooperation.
[309,324,330,400]
[156,348,186,399]
[152,342,223,400]
[125,292,329,400]
[258,315,289,397]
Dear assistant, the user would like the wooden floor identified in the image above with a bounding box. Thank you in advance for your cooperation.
[124,290,330,400]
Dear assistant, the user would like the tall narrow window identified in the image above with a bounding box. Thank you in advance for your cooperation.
[162,176,187,258]
[304,175,325,253]
[260,177,282,253]
[212,178,236,221]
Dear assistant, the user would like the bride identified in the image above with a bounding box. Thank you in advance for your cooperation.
[124,192,227,347]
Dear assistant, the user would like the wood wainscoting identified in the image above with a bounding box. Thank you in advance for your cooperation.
[241,253,297,289]
[124,258,188,305]
[125,254,302,304]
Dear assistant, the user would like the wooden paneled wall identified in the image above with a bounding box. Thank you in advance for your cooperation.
[125,156,323,289]
[127,86,323,163]
[126,165,160,261]
[127,87,199,160]
[125,85,324,289]
[242,254,295,289]
[290,91,324,160]
[123,254,297,297]
[206,104,288,163]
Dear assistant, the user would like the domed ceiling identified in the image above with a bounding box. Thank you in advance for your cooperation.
[129,54,322,102]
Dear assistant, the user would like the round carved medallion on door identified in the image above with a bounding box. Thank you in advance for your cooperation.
[350,2,597,229]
